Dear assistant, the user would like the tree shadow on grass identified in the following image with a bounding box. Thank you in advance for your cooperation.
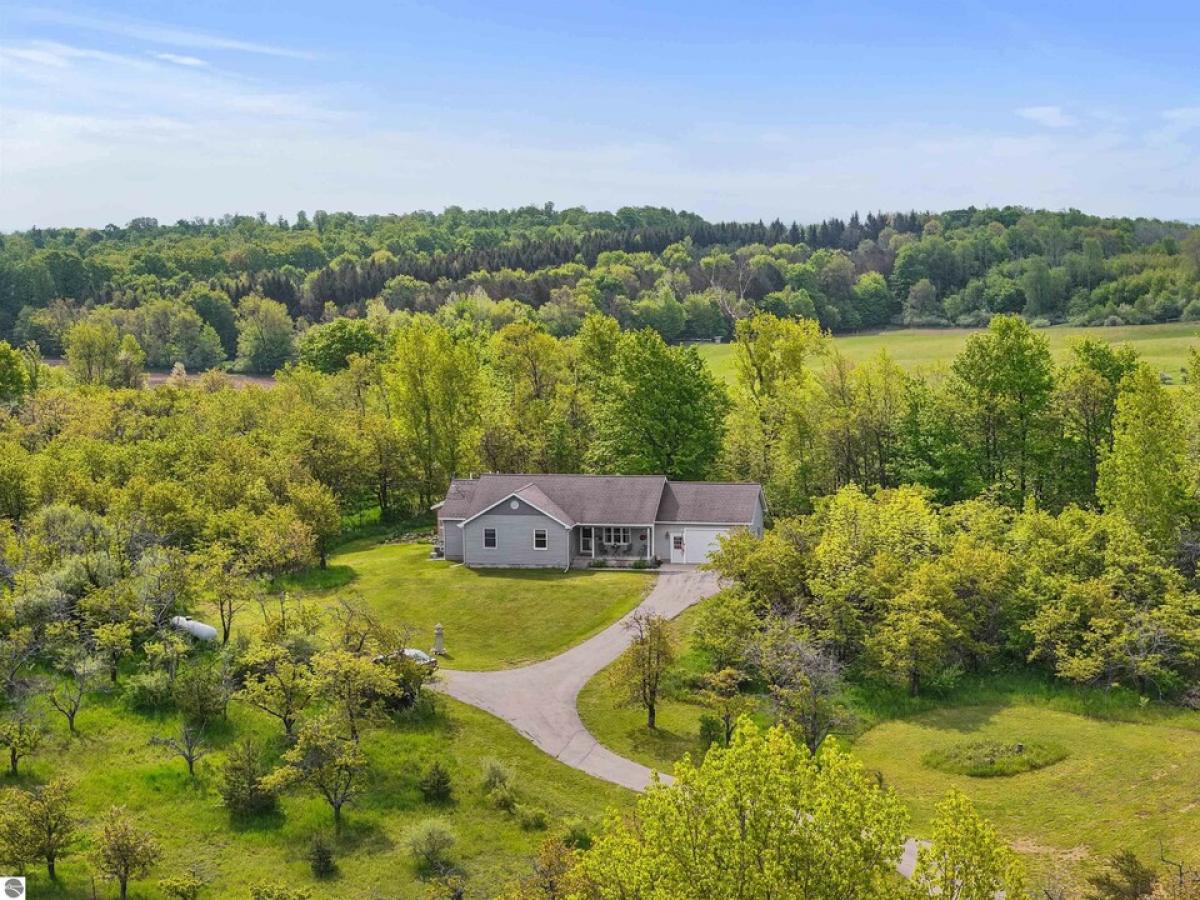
[907,702,1008,735]
[228,808,287,834]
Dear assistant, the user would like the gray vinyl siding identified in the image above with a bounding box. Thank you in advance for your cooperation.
[441,518,464,560]
[462,499,569,568]
[750,494,765,537]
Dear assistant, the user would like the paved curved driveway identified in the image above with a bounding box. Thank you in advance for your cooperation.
[436,567,925,876]
[437,567,720,790]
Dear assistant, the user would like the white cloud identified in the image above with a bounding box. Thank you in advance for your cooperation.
[153,52,208,68]
[22,8,315,59]
[1015,105,1078,128]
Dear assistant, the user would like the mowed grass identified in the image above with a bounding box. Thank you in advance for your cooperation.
[696,321,1200,384]
[274,542,652,670]
[21,691,632,899]
[852,702,1200,879]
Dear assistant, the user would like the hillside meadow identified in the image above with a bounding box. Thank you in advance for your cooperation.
[695,321,1200,384]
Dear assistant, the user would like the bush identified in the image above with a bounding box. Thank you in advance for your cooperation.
[588,559,608,568]
[561,818,593,851]
[516,804,548,830]
[487,783,517,812]
[173,663,225,727]
[480,758,511,793]
[307,832,336,878]
[922,739,1067,777]
[219,739,278,816]
[419,761,453,803]
[631,558,649,570]
[698,714,725,750]
[407,821,455,875]
[124,670,173,711]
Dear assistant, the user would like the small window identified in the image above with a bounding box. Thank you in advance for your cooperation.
[533,529,548,550]
[673,535,684,551]
[483,528,497,549]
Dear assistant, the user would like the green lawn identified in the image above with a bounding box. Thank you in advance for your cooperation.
[273,542,652,670]
[21,691,631,899]
[696,321,1200,385]
[852,701,1200,880]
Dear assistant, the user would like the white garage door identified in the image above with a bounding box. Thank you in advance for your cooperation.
[684,527,728,564]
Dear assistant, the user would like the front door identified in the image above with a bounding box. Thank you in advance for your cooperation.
[670,532,686,563]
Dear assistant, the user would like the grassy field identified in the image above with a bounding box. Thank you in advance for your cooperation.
[272,542,652,670]
[695,321,1200,384]
[22,691,632,899]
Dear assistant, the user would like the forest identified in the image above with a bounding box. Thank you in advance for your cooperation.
[3,205,1199,375]
[4,204,1200,895]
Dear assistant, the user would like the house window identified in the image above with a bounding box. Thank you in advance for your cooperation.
[602,527,631,544]
[673,535,684,551]
[580,527,593,553]
[483,528,497,549]
[533,529,548,550]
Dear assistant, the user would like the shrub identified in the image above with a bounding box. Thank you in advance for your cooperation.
[588,559,608,568]
[407,821,455,875]
[419,761,453,803]
[631,558,649,570]
[480,758,511,793]
[516,804,548,830]
[922,739,1067,777]
[698,714,725,750]
[173,663,225,727]
[561,818,593,851]
[124,670,173,711]
[307,832,336,878]
[488,783,517,812]
[219,739,278,816]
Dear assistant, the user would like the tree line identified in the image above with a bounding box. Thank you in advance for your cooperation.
[4,204,1197,374]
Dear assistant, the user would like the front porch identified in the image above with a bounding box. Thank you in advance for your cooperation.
[573,525,655,565]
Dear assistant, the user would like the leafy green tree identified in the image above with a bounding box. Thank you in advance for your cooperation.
[92,807,162,900]
[307,649,397,741]
[2,778,77,880]
[0,707,43,776]
[911,789,1026,899]
[868,582,963,697]
[236,644,313,737]
[64,319,121,385]
[610,612,676,730]
[589,328,727,479]
[262,716,368,833]
[236,295,297,374]
[573,720,908,898]
[298,317,382,373]
[385,316,483,507]
[0,340,28,402]
[948,314,1055,503]
[1098,365,1190,553]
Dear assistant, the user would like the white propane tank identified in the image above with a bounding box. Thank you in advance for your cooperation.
[170,615,218,642]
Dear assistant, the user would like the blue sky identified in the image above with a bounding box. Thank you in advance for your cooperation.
[1,1,1198,229]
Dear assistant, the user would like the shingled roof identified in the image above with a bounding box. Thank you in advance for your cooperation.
[437,474,761,526]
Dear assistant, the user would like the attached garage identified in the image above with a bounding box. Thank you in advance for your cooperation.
[683,526,728,564]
